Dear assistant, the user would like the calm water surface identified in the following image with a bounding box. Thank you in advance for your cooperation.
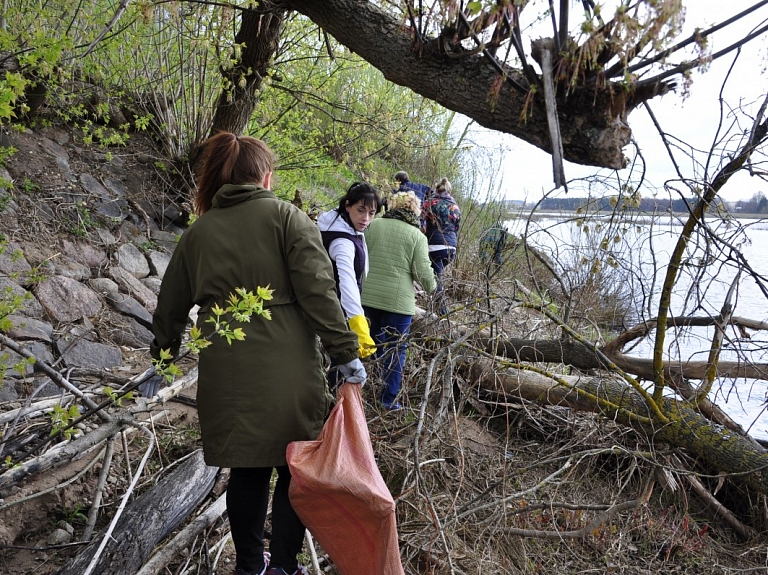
[506,215,768,439]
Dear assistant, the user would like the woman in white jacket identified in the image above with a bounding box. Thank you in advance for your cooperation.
[318,182,382,386]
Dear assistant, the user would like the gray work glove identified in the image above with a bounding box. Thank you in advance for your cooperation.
[137,369,165,397]
[338,357,367,386]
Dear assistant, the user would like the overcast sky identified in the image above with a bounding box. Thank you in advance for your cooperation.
[463,1,768,202]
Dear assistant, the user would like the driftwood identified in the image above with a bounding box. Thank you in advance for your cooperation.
[135,491,227,575]
[54,449,218,575]
[0,366,199,493]
[468,358,768,494]
[472,330,766,438]
[0,417,133,492]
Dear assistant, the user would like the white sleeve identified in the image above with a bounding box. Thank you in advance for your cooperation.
[327,238,365,319]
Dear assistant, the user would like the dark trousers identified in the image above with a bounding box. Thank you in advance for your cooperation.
[227,466,306,573]
[429,249,455,314]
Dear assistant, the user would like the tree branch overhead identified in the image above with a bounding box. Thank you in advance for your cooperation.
[284,0,663,169]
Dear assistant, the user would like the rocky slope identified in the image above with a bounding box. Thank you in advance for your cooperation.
[0,122,184,405]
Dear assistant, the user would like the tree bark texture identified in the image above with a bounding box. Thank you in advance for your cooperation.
[476,335,768,382]
[283,0,669,169]
[208,6,285,138]
[53,449,217,575]
[469,359,768,494]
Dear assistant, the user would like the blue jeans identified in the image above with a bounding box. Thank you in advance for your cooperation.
[364,306,412,408]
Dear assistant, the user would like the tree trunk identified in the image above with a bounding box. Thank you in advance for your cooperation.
[208,6,285,138]
[54,450,217,575]
[283,0,669,169]
[468,359,768,494]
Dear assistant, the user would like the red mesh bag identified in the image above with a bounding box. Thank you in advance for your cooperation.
[286,383,405,575]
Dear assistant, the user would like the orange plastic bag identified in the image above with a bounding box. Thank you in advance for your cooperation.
[286,383,405,575]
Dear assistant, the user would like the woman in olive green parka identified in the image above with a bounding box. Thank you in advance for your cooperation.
[151,133,364,575]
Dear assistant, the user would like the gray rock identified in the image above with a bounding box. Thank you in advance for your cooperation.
[38,126,69,146]
[0,380,18,402]
[103,312,154,348]
[0,277,44,319]
[103,178,128,198]
[114,243,149,279]
[95,228,118,246]
[24,341,55,370]
[108,266,157,313]
[0,347,33,377]
[61,239,108,269]
[55,336,122,369]
[0,241,32,278]
[46,528,72,546]
[150,229,180,253]
[36,275,102,322]
[79,173,112,201]
[117,220,145,244]
[140,276,162,295]
[105,292,152,328]
[146,250,171,278]
[41,138,72,181]
[6,315,53,342]
[95,198,130,221]
[49,256,91,282]
[28,376,63,398]
[87,278,119,296]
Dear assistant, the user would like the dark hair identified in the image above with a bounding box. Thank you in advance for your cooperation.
[394,171,409,183]
[336,182,382,225]
[194,132,275,214]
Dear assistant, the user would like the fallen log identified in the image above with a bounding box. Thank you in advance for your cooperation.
[470,333,763,438]
[135,491,227,575]
[54,449,218,575]
[468,358,768,494]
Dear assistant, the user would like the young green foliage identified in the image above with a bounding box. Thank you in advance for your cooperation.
[154,286,274,378]
[49,404,81,440]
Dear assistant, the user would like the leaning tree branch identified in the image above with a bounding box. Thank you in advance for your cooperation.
[468,358,768,494]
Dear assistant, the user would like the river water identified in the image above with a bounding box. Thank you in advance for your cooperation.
[506,214,768,440]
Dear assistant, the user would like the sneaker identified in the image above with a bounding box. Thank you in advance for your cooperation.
[382,401,402,411]
[264,566,309,575]
[235,552,270,575]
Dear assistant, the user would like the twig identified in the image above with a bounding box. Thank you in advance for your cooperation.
[304,530,321,575]
[0,445,105,512]
[0,333,108,419]
[83,424,155,575]
[83,437,116,541]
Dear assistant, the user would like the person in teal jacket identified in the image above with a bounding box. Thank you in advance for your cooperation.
[151,132,365,575]
[361,191,437,410]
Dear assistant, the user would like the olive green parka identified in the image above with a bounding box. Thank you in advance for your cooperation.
[151,184,359,468]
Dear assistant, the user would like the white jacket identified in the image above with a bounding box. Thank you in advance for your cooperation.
[317,210,369,319]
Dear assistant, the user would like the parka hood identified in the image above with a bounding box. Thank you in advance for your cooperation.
[212,184,273,209]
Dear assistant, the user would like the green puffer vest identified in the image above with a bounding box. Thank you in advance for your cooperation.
[361,216,437,315]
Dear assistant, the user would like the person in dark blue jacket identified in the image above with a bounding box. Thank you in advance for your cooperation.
[422,178,461,315]
[394,170,432,203]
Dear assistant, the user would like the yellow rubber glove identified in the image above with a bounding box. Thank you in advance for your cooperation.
[348,314,376,358]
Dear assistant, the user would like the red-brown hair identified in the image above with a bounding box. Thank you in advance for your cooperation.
[194,132,275,214]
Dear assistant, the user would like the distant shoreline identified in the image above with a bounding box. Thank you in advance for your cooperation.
[508,209,767,220]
